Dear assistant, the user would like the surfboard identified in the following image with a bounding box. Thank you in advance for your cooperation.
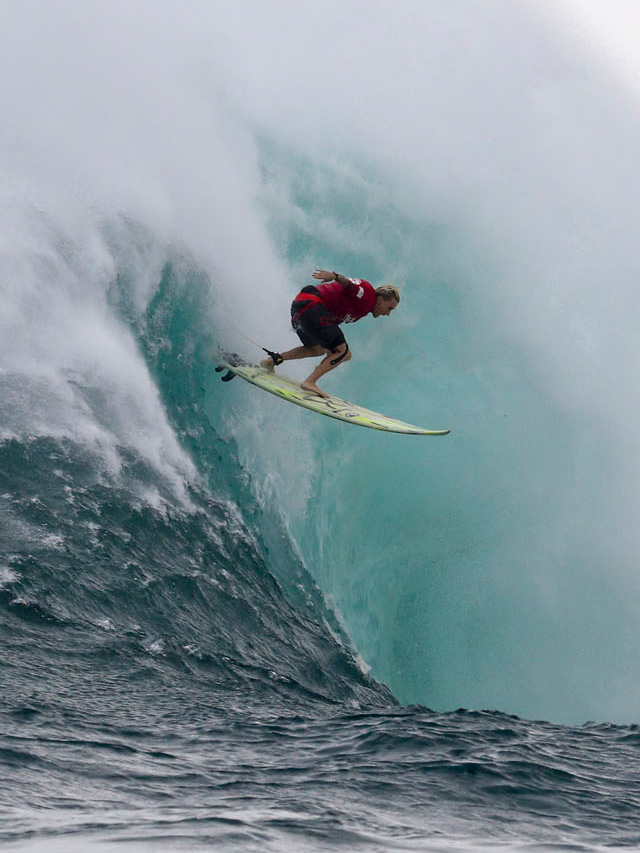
[216,359,450,435]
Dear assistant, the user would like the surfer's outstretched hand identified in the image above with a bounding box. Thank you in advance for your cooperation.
[312,269,335,282]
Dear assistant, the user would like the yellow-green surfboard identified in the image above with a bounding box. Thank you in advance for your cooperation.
[217,361,450,435]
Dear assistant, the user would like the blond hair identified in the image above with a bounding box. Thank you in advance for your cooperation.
[376,284,400,303]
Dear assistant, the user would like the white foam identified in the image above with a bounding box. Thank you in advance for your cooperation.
[0,566,18,588]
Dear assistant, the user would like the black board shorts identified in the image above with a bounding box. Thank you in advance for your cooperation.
[290,286,346,351]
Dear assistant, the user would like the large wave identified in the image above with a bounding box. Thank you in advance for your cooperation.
[2,0,640,724]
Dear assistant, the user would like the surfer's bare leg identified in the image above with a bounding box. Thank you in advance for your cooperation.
[261,345,323,372]
[301,344,351,398]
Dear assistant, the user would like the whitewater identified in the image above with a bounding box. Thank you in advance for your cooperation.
[2,1,640,850]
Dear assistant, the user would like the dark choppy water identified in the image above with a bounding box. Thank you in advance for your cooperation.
[4,694,640,851]
[2,430,640,852]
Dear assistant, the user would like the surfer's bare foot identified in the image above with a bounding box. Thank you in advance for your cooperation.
[260,358,275,372]
[301,379,329,399]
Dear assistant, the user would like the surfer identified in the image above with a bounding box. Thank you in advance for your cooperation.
[261,270,400,398]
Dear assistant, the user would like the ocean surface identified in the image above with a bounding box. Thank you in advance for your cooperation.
[3,2,640,850]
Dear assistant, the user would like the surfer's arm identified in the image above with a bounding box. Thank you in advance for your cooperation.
[312,269,356,289]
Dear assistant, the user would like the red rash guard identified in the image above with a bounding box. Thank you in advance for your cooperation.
[295,279,377,324]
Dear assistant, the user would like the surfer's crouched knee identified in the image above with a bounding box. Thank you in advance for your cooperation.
[329,343,350,366]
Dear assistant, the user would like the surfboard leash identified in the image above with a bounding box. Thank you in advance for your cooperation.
[224,320,283,366]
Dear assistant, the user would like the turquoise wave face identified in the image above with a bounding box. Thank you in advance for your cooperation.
[242,148,638,726]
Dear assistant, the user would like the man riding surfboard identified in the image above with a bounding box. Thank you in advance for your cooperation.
[262,269,400,398]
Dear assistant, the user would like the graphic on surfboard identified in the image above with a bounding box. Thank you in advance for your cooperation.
[216,358,450,435]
